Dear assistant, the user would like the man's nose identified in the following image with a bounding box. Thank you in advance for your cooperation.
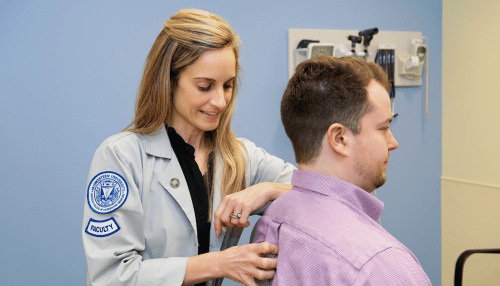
[388,129,398,151]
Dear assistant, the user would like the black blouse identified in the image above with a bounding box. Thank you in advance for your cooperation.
[166,126,213,264]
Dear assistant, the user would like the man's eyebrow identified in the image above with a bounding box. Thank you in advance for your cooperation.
[379,118,392,126]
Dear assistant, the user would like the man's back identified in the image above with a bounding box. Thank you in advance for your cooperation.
[253,170,431,285]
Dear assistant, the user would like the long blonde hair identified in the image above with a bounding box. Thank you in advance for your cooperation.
[124,9,247,214]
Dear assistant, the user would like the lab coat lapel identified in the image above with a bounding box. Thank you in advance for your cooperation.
[143,125,198,237]
[159,151,198,237]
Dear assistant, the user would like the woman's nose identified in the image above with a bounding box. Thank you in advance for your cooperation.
[210,87,227,109]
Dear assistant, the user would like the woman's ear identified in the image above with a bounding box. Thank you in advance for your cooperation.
[326,123,349,157]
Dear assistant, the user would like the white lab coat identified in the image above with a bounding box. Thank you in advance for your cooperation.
[82,125,295,286]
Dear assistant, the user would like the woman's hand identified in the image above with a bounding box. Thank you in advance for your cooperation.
[183,242,279,286]
[214,182,292,235]
[217,242,279,286]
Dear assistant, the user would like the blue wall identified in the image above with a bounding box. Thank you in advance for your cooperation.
[0,0,442,285]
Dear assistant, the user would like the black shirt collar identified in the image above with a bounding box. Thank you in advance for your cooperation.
[166,126,196,156]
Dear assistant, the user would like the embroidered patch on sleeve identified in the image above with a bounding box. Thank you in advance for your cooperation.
[87,171,129,214]
[85,217,120,237]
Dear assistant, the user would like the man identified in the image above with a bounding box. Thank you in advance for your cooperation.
[252,56,431,285]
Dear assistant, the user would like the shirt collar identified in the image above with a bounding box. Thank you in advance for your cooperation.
[166,126,196,156]
[291,169,384,221]
[140,124,173,159]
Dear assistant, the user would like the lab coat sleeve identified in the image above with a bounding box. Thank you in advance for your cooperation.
[239,138,295,185]
[82,134,187,286]
[238,138,296,215]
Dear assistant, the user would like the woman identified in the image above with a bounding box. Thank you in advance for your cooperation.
[82,9,295,286]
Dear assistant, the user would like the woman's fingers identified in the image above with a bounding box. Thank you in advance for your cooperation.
[257,257,278,270]
[256,241,279,256]
[214,195,236,235]
[254,268,276,281]
[221,196,238,228]
[214,193,246,234]
[235,206,251,227]
[213,200,225,235]
[231,203,253,228]
[219,242,279,285]
[214,183,282,235]
[214,183,292,235]
[230,205,243,226]
[241,277,258,286]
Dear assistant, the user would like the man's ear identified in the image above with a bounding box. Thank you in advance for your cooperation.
[326,123,349,157]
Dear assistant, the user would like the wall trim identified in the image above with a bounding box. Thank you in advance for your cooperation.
[441,176,500,190]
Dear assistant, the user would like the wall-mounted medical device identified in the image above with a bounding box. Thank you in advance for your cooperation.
[399,39,428,80]
[294,40,336,71]
[375,44,397,116]
[335,43,354,58]
[358,28,378,56]
[398,37,429,117]
[288,28,429,118]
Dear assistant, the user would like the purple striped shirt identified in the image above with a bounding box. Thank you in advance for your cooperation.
[253,170,431,285]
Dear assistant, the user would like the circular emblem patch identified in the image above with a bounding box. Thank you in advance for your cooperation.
[87,171,129,214]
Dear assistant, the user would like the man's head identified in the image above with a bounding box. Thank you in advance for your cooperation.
[281,56,398,192]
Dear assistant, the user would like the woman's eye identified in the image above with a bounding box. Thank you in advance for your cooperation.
[224,84,233,90]
[198,85,211,92]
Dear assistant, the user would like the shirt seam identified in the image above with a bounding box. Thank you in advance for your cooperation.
[264,210,397,268]
[276,220,360,270]
[351,246,414,285]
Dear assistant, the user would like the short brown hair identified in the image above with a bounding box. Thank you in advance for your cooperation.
[281,56,390,164]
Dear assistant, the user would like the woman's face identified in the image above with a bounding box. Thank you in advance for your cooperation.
[171,46,236,134]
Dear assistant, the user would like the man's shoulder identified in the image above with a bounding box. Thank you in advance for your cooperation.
[353,247,431,285]
[262,187,402,270]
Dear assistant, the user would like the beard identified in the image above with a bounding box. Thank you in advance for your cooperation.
[372,171,387,189]
[353,158,387,192]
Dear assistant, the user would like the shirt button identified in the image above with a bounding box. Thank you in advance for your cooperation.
[170,178,180,188]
